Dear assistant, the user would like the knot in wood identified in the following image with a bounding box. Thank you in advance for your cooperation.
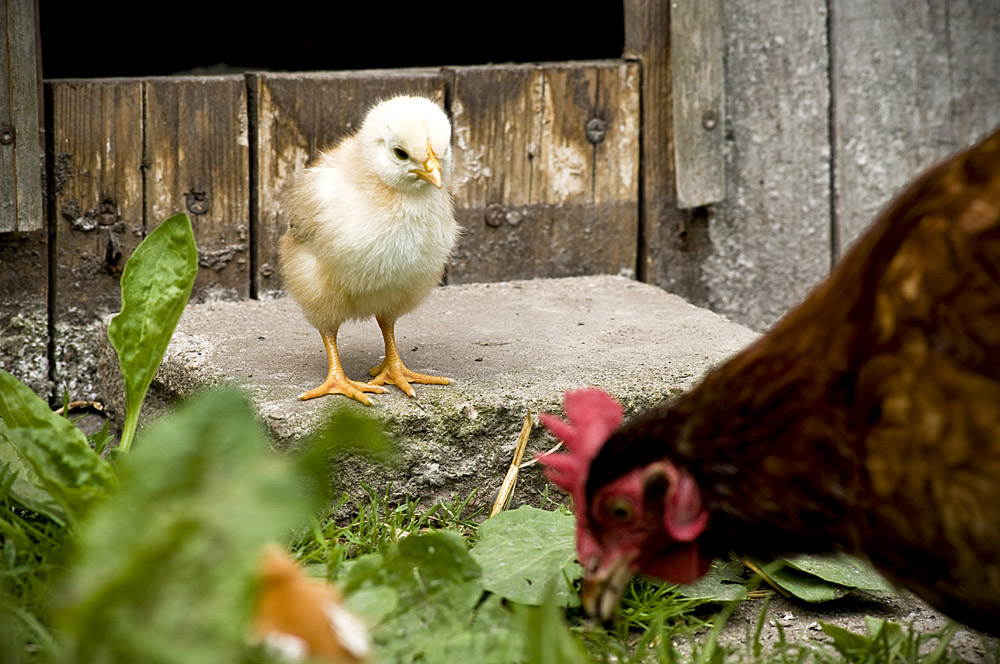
[0,126,14,146]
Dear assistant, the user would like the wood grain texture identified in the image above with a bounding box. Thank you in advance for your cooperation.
[671,0,726,208]
[47,78,143,399]
[704,0,832,331]
[48,79,143,321]
[635,0,832,332]
[831,0,1000,254]
[145,76,250,300]
[626,0,709,298]
[448,61,639,283]
[252,69,444,295]
[1,0,43,233]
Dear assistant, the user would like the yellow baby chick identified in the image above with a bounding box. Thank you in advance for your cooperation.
[279,95,460,405]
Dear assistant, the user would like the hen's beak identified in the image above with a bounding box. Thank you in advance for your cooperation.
[411,140,443,188]
[580,553,637,621]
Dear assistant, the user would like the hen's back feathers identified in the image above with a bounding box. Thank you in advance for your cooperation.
[588,126,1000,634]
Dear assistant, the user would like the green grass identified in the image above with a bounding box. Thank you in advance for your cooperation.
[283,487,983,664]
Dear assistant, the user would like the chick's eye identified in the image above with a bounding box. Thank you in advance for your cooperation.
[605,498,634,523]
[392,147,409,160]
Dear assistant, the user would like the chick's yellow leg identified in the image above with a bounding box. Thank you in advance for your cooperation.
[368,316,451,397]
[300,330,387,405]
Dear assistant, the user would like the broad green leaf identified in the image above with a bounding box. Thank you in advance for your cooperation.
[762,561,849,602]
[517,587,592,664]
[471,505,582,607]
[0,370,113,521]
[0,440,62,520]
[107,212,198,453]
[57,388,316,664]
[781,552,896,593]
[344,531,499,664]
[677,560,748,601]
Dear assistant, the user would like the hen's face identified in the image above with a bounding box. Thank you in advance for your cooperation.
[538,388,711,620]
[579,460,711,620]
[358,96,452,193]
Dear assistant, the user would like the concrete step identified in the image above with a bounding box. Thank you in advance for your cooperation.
[97,275,758,513]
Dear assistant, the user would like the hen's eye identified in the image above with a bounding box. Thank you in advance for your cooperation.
[392,147,409,160]
[606,499,634,523]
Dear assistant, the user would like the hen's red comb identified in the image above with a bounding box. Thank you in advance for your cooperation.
[537,388,624,500]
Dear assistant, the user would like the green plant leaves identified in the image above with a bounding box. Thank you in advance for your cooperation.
[783,553,895,592]
[471,505,582,607]
[56,388,317,664]
[760,553,895,602]
[344,530,516,664]
[822,616,959,664]
[337,507,593,664]
[107,212,198,453]
[0,370,114,522]
[677,560,749,601]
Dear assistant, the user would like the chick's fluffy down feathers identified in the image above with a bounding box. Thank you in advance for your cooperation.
[279,96,459,331]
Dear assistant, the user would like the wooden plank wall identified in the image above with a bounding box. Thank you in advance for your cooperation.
[450,62,639,283]
[41,62,640,398]
[8,0,1000,400]
[0,0,42,233]
[0,0,47,396]
[830,0,1000,255]
[634,0,1000,333]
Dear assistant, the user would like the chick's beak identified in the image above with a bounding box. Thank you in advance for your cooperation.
[580,553,637,621]
[411,140,443,188]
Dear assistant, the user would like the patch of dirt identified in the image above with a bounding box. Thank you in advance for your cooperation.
[705,592,998,662]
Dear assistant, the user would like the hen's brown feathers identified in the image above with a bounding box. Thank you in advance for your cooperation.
[580,127,1000,632]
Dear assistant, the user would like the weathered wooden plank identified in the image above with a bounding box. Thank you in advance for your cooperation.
[49,79,144,316]
[251,69,445,296]
[831,0,1000,253]
[0,0,14,231]
[48,78,143,397]
[625,0,700,292]
[671,0,726,208]
[145,76,250,300]
[706,0,831,330]
[448,61,639,283]
[633,0,832,331]
[1,0,43,233]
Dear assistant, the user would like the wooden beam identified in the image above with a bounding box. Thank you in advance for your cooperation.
[0,0,42,232]
[625,0,698,291]
[448,61,639,283]
[670,0,725,208]
[144,76,251,300]
[831,0,1000,255]
[49,79,144,319]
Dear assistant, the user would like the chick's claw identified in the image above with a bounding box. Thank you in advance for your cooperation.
[368,360,451,398]
[299,376,387,405]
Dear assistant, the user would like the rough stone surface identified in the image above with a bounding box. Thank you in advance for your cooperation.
[97,275,759,512]
[94,273,998,646]
[683,592,997,662]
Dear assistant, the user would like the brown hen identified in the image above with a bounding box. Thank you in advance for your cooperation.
[540,126,1000,634]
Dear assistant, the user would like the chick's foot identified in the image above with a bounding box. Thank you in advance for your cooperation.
[368,359,451,398]
[299,376,386,406]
